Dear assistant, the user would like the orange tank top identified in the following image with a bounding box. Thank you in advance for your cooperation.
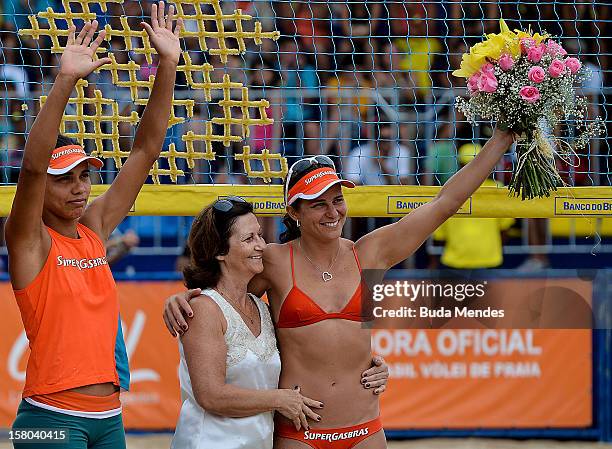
[13,223,121,398]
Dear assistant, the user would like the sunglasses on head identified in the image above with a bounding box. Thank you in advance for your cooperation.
[212,196,248,213]
[284,156,335,199]
[288,155,335,176]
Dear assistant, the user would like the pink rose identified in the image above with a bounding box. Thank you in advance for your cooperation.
[546,40,565,57]
[528,66,546,83]
[477,72,498,93]
[498,54,515,71]
[480,62,495,74]
[564,57,582,74]
[520,38,536,54]
[527,44,546,63]
[467,73,480,94]
[519,85,541,103]
[548,59,566,78]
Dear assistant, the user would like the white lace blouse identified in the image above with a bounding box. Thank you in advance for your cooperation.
[171,289,281,449]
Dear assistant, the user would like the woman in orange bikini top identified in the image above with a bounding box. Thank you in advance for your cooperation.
[165,126,514,448]
[275,242,365,328]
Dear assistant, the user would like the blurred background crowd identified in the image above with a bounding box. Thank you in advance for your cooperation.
[0,0,610,273]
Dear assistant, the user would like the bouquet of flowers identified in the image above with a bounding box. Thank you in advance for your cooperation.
[453,19,604,200]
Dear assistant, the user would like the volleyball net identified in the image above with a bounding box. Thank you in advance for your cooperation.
[0,0,610,216]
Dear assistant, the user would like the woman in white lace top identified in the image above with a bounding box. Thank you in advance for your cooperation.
[170,197,322,449]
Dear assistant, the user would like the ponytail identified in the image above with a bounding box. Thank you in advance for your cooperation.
[279,211,301,243]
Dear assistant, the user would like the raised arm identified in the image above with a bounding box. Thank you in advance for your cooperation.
[183,297,322,430]
[5,22,109,284]
[82,2,183,240]
[357,128,515,269]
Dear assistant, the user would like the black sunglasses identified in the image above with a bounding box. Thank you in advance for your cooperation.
[213,196,248,213]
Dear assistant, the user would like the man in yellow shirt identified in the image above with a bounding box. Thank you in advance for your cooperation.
[392,9,442,100]
[394,36,442,99]
[432,144,514,269]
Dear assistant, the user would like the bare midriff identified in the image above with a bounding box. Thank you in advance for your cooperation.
[275,319,378,428]
[68,382,119,396]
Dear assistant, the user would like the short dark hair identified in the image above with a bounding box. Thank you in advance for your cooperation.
[183,200,254,289]
[55,134,78,149]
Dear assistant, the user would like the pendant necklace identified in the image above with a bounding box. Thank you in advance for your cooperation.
[299,239,341,282]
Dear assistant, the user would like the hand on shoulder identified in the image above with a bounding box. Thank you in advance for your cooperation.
[181,293,228,336]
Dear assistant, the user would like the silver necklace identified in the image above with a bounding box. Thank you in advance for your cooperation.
[298,239,341,282]
[215,288,255,324]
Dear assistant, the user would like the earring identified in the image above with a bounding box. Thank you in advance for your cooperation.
[296,219,300,227]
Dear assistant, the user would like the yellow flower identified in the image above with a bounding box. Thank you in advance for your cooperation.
[515,29,529,40]
[452,49,487,78]
[499,18,511,35]
[532,32,550,44]
[496,18,521,57]
[453,19,520,78]
[452,19,549,78]
[474,34,508,60]
[515,28,550,44]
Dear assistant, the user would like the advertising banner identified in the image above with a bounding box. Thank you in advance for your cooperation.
[0,280,592,429]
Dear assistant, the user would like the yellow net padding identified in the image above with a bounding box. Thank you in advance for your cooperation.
[1,185,611,218]
[18,0,283,184]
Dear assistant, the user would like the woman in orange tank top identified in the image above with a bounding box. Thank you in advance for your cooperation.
[166,125,514,448]
[6,5,183,448]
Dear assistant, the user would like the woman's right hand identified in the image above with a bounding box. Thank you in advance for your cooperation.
[59,21,111,81]
[163,289,201,337]
[275,387,323,431]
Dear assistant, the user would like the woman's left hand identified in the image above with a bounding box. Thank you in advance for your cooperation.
[141,1,183,65]
[361,355,389,395]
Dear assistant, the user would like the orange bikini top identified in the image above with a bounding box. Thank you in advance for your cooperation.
[276,242,367,328]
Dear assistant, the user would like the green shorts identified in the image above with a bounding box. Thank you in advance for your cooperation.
[11,400,126,449]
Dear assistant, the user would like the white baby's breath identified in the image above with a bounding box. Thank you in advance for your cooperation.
[455,37,605,199]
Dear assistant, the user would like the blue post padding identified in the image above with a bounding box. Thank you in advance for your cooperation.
[593,270,612,441]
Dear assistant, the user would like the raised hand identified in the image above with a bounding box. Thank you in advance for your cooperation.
[60,21,111,81]
[141,2,183,65]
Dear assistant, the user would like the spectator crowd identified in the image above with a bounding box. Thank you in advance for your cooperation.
[0,0,610,270]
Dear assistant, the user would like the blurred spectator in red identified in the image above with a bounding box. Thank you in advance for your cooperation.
[294,2,333,53]
[335,1,385,38]
[289,2,334,73]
